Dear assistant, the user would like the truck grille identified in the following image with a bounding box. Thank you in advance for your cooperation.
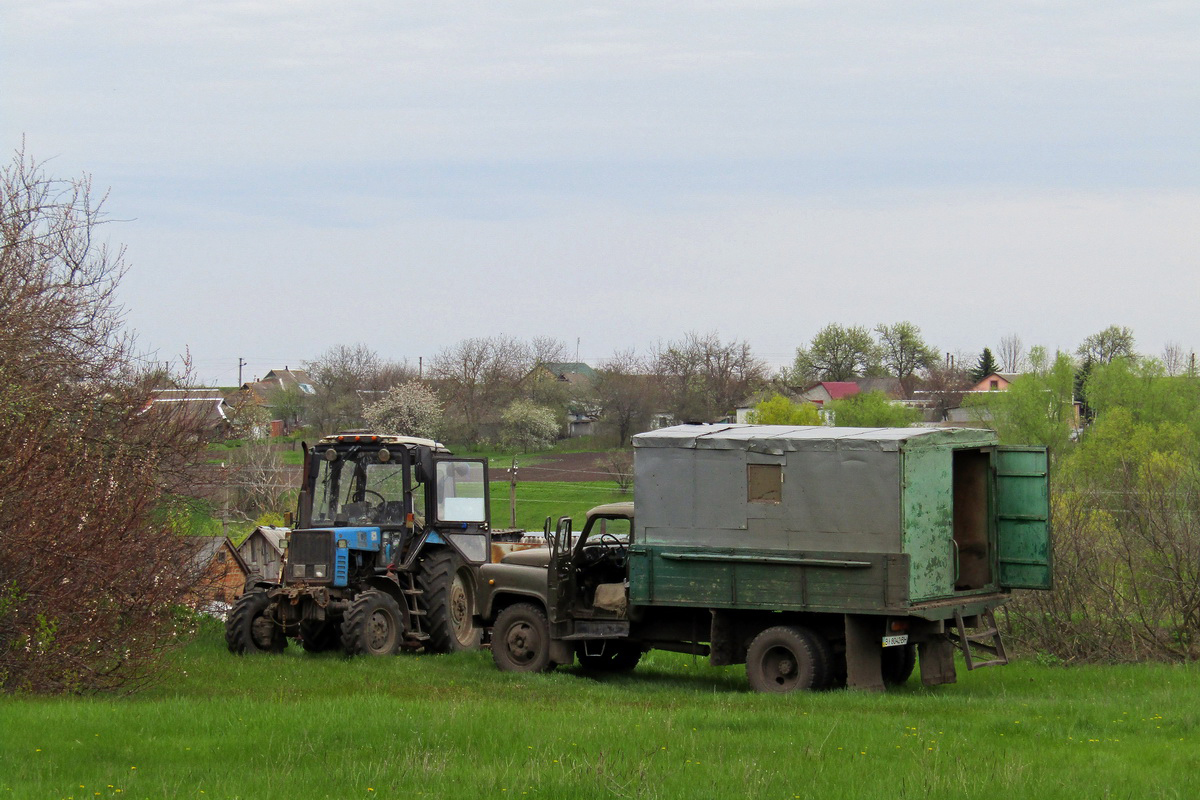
[287,530,333,582]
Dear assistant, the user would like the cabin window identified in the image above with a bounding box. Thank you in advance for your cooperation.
[747,464,782,504]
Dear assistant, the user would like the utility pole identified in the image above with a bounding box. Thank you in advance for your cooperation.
[508,456,518,529]
[238,357,247,386]
[419,356,423,379]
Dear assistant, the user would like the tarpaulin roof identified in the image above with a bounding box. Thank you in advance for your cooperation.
[632,424,996,454]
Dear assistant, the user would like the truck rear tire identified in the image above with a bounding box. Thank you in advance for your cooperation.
[341,590,404,656]
[745,625,826,693]
[882,643,917,686]
[576,641,643,672]
[492,603,556,673]
[225,590,287,654]
[418,549,482,653]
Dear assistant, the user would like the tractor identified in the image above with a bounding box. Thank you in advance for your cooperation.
[225,432,495,656]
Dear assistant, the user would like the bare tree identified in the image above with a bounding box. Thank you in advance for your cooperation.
[997,333,1027,374]
[651,331,767,423]
[594,348,659,447]
[1161,342,1189,376]
[1077,325,1136,365]
[304,344,416,431]
[1,148,208,693]
[430,335,529,439]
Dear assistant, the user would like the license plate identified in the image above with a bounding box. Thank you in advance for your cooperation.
[882,634,909,647]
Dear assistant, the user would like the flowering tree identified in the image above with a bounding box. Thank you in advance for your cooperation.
[363,381,444,439]
[500,400,559,452]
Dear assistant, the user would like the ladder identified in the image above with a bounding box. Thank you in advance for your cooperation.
[401,574,430,648]
[951,609,1009,670]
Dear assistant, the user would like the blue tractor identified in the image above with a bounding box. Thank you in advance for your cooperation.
[225,432,495,655]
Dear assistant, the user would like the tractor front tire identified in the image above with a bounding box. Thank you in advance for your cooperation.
[225,590,287,655]
[341,590,404,656]
[492,603,556,673]
[418,549,482,653]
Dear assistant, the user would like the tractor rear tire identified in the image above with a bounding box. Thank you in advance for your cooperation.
[299,620,342,653]
[492,603,556,673]
[417,548,482,653]
[225,590,287,654]
[745,625,826,693]
[341,590,404,656]
[576,641,643,672]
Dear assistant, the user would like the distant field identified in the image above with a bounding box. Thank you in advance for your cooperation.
[490,480,629,532]
[1,621,1197,800]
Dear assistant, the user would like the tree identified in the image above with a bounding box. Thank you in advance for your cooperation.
[500,400,559,452]
[363,380,444,439]
[1077,325,1136,365]
[997,333,1027,374]
[971,350,1078,461]
[651,331,766,423]
[430,335,529,439]
[793,324,879,383]
[969,347,999,382]
[746,394,821,426]
[828,391,921,428]
[0,148,207,693]
[593,349,658,447]
[874,322,936,394]
[1161,342,1190,377]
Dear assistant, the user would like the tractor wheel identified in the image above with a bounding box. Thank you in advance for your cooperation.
[225,590,286,654]
[881,643,917,686]
[745,625,826,693]
[341,590,404,656]
[492,603,555,673]
[417,548,481,653]
[299,620,342,653]
[576,641,643,673]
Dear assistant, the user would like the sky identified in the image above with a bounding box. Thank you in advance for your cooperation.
[4,1,1198,385]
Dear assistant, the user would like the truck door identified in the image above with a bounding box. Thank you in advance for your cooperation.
[547,516,574,625]
[995,446,1052,589]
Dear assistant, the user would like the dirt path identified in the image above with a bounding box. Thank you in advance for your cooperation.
[513,451,621,482]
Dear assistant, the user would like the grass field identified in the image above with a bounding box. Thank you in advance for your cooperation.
[490,480,630,532]
[2,620,1197,800]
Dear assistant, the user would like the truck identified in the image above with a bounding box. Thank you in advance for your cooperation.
[476,424,1052,691]
[225,432,502,656]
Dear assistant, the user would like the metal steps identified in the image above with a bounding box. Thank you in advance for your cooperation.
[951,609,1009,670]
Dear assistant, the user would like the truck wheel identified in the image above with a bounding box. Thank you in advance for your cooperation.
[492,603,555,673]
[299,620,342,653]
[418,549,482,653]
[882,643,917,686]
[745,625,825,693]
[576,641,643,672]
[341,590,404,656]
[225,590,286,654]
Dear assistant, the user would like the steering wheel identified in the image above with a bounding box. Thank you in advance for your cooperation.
[363,490,386,504]
[598,532,628,569]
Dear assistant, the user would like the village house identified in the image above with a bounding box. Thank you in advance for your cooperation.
[184,536,251,611]
[237,526,288,581]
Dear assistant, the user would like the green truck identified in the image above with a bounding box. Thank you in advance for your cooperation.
[476,424,1052,691]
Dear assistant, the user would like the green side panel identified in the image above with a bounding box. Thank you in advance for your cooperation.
[996,446,1052,589]
[627,545,899,613]
[900,446,954,601]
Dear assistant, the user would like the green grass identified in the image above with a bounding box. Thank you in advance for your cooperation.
[491,480,630,531]
[2,621,1197,800]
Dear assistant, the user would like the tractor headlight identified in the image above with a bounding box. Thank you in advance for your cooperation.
[313,565,327,579]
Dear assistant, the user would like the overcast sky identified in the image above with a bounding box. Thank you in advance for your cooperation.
[5,1,1198,385]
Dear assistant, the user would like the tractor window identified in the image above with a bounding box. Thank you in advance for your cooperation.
[436,461,487,522]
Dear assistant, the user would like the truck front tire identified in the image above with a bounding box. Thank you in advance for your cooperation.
[492,603,556,673]
[225,590,287,654]
[745,625,827,693]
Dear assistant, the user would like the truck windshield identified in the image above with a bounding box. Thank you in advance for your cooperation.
[312,452,408,526]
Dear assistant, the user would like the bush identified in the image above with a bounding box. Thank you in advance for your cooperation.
[500,400,559,452]
[0,149,207,693]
